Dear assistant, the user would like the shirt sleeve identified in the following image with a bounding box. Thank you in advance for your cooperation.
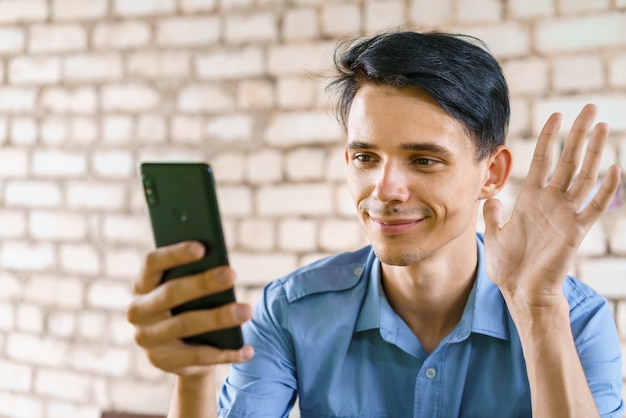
[217,280,297,418]
[568,279,624,418]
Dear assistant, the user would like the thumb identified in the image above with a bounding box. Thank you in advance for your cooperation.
[483,198,504,235]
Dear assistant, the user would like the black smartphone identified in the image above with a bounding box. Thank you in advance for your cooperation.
[139,162,243,349]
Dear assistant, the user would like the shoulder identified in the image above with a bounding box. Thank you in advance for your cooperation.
[562,275,608,312]
[265,245,374,304]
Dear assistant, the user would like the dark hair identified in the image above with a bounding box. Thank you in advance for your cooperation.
[327,31,510,161]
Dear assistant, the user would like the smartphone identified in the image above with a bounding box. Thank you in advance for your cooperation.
[139,162,243,349]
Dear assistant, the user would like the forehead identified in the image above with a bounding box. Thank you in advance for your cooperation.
[347,84,473,152]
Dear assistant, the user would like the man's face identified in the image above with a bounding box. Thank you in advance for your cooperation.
[345,84,490,266]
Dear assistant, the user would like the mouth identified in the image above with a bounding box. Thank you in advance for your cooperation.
[369,216,424,234]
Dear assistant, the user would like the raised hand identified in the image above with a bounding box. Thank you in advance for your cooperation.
[482,104,621,309]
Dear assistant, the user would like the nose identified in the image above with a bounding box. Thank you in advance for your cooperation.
[372,163,410,203]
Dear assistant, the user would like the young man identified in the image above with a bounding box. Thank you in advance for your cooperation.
[127,31,624,417]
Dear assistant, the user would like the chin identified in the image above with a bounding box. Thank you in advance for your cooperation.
[371,243,429,266]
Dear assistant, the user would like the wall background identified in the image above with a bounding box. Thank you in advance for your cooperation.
[0,0,625,417]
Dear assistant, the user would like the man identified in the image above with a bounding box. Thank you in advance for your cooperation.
[127,31,624,417]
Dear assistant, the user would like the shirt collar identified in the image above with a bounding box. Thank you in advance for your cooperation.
[355,234,510,341]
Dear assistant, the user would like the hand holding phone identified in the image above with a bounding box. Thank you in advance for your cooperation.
[139,162,244,349]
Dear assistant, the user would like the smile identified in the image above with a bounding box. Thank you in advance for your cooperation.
[369,217,424,234]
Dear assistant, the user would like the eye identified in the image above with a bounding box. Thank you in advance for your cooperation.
[353,153,376,164]
[414,157,436,166]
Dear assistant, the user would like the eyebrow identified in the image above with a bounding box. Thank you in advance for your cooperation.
[347,140,453,156]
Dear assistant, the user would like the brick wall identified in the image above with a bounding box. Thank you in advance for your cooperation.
[0,0,625,417]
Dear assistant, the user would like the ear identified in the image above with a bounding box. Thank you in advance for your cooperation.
[479,145,512,199]
[344,147,349,164]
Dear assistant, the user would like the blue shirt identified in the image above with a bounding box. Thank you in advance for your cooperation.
[218,235,624,417]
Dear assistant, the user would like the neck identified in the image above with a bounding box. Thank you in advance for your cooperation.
[381,234,478,353]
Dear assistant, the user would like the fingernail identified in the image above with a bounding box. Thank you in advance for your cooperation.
[188,242,204,258]
[216,268,230,285]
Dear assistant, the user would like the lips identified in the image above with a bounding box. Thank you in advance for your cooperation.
[369,216,424,234]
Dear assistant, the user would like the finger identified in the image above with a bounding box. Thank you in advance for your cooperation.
[550,104,598,191]
[147,344,255,371]
[482,198,504,235]
[133,241,205,295]
[134,302,252,347]
[578,165,621,226]
[567,122,609,209]
[526,112,563,187]
[127,267,236,324]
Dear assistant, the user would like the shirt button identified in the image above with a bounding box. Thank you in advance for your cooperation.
[353,267,363,276]
[425,368,437,379]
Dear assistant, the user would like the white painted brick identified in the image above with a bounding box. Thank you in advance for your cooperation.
[221,0,253,7]
[113,0,175,16]
[0,148,28,177]
[6,333,67,366]
[101,83,160,112]
[608,53,626,88]
[509,98,530,137]
[257,183,333,216]
[93,21,151,50]
[4,180,62,208]
[52,0,108,20]
[76,311,106,340]
[63,53,122,82]
[532,96,626,135]
[47,311,76,337]
[267,41,335,76]
[278,218,317,251]
[225,12,278,44]
[0,242,55,271]
[457,0,502,23]
[16,304,43,333]
[35,369,90,401]
[171,115,203,143]
[156,17,220,47]
[71,116,98,143]
[46,401,100,418]
[559,0,609,14]
[237,79,274,109]
[552,55,604,92]
[10,117,37,145]
[40,116,68,145]
[276,77,317,109]
[0,302,14,330]
[578,222,607,256]
[0,27,25,54]
[32,150,87,177]
[102,115,133,143]
[245,150,283,183]
[618,0,626,7]
[536,15,626,53]
[503,58,549,95]
[216,186,253,217]
[283,8,319,41]
[69,346,130,376]
[0,118,7,143]
[127,51,191,79]
[508,0,554,18]
[238,219,275,251]
[66,181,126,211]
[86,280,133,310]
[229,252,298,285]
[264,111,343,146]
[0,392,43,418]
[320,3,361,36]
[137,114,167,143]
[579,258,626,299]
[180,0,217,12]
[103,214,152,245]
[136,147,206,163]
[22,275,83,308]
[609,217,626,255]
[459,22,530,59]
[104,247,143,278]
[336,183,356,217]
[92,149,134,179]
[0,0,47,23]
[205,113,253,142]
[109,314,135,345]
[409,0,452,26]
[0,283,16,308]
[319,219,366,252]
[0,359,31,391]
[196,47,264,80]
[285,148,325,180]
[40,87,97,114]
[29,24,86,53]
[325,147,347,182]
[29,210,87,241]
[0,88,37,113]
[364,1,404,32]
[0,210,26,239]
[9,56,59,84]
[177,84,235,113]
[212,152,245,183]
[109,380,172,415]
[619,138,626,180]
